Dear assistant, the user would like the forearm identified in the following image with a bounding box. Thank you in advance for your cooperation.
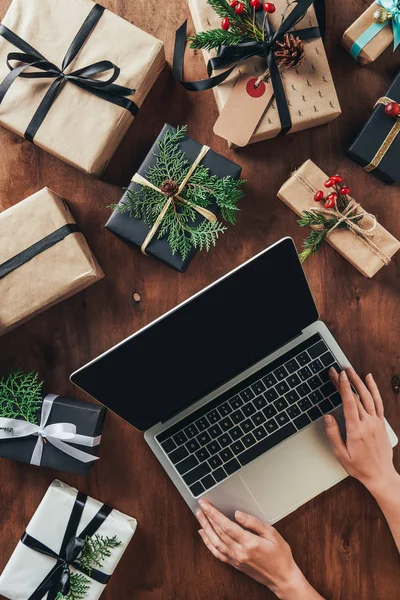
[368,471,400,553]
[273,565,325,600]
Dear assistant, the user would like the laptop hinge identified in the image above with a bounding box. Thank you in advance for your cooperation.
[160,329,305,425]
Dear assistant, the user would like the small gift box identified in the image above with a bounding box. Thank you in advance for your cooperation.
[0,187,104,335]
[0,479,137,600]
[0,0,165,176]
[105,124,244,272]
[347,72,400,184]
[342,1,399,65]
[177,0,341,146]
[277,159,400,278]
[0,369,106,474]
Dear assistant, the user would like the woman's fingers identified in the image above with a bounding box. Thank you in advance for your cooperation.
[365,373,384,418]
[208,515,239,548]
[199,500,246,543]
[196,510,231,555]
[198,529,230,563]
[235,511,273,538]
[324,414,349,461]
[346,368,376,416]
[338,370,361,424]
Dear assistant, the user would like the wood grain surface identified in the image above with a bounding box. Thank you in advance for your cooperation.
[0,1,399,599]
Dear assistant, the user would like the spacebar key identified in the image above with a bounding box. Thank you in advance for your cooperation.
[238,423,297,467]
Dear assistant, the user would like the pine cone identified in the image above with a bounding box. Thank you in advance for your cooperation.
[274,34,305,69]
[160,179,179,197]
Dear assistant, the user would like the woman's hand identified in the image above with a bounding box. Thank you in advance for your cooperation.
[196,500,324,600]
[324,367,397,496]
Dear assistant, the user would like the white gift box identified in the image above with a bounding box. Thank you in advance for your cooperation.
[0,480,137,600]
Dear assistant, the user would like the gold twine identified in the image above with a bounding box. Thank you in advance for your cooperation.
[364,96,400,173]
[292,171,392,266]
[131,145,217,255]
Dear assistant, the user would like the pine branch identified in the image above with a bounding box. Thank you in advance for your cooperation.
[56,574,91,600]
[189,29,246,51]
[0,369,43,424]
[78,535,122,576]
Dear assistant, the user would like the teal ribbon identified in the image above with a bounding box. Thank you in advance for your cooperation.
[349,0,400,59]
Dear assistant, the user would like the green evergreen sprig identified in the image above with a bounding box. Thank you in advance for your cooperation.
[56,535,122,600]
[110,126,245,260]
[0,369,43,424]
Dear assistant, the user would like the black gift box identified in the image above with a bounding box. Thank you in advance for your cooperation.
[105,124,242,272]
[347,73,400,185]
[0,396,106,474]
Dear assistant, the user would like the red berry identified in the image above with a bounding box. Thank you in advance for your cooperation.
[331,174,343,184]
[325,192,337,208]
[250,0,262,8]
[235,2,245,13]
[339,186,350,195]
[263,2,276,12]
[229,0,238,6]
[221,17,230,30]
[324,178,334,188]
[314,190,324,202]
[384,101,400,118]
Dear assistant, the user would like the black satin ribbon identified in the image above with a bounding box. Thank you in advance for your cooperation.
[0,223,79,279]
[22,491,113,600]
[173,0,325,136]
[0,3,138,143]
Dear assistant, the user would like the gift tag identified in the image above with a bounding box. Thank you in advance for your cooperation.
[214,73,274,147]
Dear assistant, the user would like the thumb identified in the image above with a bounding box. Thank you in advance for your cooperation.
[235,511,272,536]
[324,414,347,458]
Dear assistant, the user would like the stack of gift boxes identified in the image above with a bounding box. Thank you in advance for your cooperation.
[0,0,399,598]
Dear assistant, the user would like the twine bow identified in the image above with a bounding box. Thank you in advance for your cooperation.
[131,145,217,255]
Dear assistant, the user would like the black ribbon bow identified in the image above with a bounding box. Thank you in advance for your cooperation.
[173,0,325,136]
[0,3,138,144]
[22,491,113,600]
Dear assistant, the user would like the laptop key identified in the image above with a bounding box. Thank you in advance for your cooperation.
[218,402,232,417]
[230,426,243,441]
[186,439,200,453]
[320,352,335,367]
[309,390,324,405]
[299,366,312,381]
[275,381,289,395]
[309,359,323,374]
[195,448,210,463]
[253,425,268,440]
[169,445,189,464]
[172,431,188,446]
[209,424,223,438]
[276,411,290,426]
[308,375,322,391]
[297,351,310,366]
[189,482,204,497]
[206,440,221,456]
[208,455,222,469]
[161,438,176,454]
[240,388,255,402]
[243,403,256,417]
[213,467,227,482]
[273,366,288,381]
[184,424,199,439]
[285,358,299,374]
[298,398,312,412]
[252,411,266,426]
[231,440,245,454]
[264,388,278,403]
[183,462,211,486]
[201,474,216,491]
[296,382,311,398]
[287,405,301,419]
[265,418,279,433]
[220,417,234,431]
[195,416,210,432]
[285,390,299,405]
[320,381,336,398]
[287,373,301,388]
[308,406,322,421]
[231,409,245,424]
[218,433,233,447]
[308,340,327,359]
[197,432,211,446]
[320,363,341,383]
[229,395,244,410]
[238,423,297,467]
[263,405,277,419]
[251,381,266,395]
[220,448,234,462]
[262,373,277,388]
[330,392,342,407]
[243,433,256,448]
[254,395,267,410]
[242,418,255,433]
[274,398,288,412]
[318,398,334,414]
[224,458,241,475]
[293,413,311,430]
[207,409,220,424]
[176,455,199,475]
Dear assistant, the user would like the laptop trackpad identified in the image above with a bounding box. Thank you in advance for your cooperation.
[239,416,348,524]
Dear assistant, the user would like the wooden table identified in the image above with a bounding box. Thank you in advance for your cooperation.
[0,0,399,598]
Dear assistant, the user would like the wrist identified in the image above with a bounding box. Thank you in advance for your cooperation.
[364,469,400,502]
[272,564,318,600]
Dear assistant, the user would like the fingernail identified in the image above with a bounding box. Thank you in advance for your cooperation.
[235,510,244,521]
[329,367,336,375]
[367,373,373,380]
[198,499,205,508]
[324,415,332,425]
[340,370,348,380]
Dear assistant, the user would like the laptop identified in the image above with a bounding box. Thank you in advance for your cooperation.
[70,237,398,523]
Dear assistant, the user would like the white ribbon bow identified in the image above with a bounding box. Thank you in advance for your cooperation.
[0,394,101,466]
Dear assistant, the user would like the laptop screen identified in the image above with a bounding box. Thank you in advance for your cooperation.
[71,238,318,430]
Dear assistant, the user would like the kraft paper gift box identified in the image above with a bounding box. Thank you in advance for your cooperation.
[341,2,396,65]
[187,0,341,146]
[0,187,104,335]
[0,0,165,176]
[0,393,106,474]
[347,72,400,184]
[0,479,137,600]
[277,159,400,278]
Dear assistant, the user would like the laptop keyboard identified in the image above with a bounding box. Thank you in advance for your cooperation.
[156,333,342,498]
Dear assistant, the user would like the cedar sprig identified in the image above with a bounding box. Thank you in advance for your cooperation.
[110,126,245,261]
[0,369,43,424]
[56,574,90,600]
[298,210,348,262]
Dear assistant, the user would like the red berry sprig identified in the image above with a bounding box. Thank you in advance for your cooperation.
[235,2,245,14]
[264,2,276,12]
[313,174,351,210]
[229,0,238,6]
[384,101,400,118]
[221,17,230,30]
[250,0,262,9]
